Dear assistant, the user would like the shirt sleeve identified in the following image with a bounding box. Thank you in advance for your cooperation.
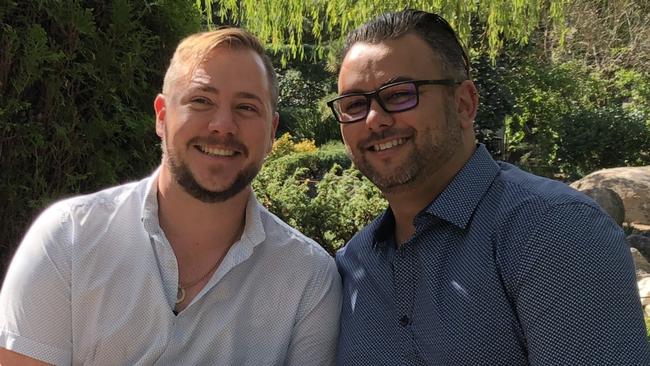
[0,203,73,366]
[512,202,650,365]
[284,256,342,366]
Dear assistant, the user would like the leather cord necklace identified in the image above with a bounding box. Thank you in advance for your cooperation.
[175,256,224,305]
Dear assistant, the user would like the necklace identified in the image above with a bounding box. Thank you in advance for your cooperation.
[175,257,223,304]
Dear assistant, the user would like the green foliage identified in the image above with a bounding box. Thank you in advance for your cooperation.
[276,61,340,145]
[253,142,386,253]
[503,56,650,179]
[199,0,569,63]
[0,0,201,276]
[266,132,317,161]
[557,106,649,179]
[472,54,514,159]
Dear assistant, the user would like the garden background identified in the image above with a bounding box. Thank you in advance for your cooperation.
[1,0,649,302]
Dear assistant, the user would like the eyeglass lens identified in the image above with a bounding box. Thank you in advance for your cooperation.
[335,82,418,122]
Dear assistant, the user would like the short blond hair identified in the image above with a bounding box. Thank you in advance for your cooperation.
[162,27,278,110]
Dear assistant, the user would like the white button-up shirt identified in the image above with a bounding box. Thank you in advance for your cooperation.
[0,169,342,365]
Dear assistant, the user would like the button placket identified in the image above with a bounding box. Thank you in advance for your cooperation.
[393,242,417,329]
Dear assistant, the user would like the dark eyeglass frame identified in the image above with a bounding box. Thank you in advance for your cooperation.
[327,79,460,124]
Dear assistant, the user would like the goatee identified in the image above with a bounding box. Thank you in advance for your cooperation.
[162,136,260,203]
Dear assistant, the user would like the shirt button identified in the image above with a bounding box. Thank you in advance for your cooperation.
[399,315,410,327]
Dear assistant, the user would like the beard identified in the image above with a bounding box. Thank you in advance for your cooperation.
[348,104,461,194]
[162,135,260,203]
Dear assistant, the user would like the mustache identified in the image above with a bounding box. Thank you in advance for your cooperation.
[357,128,413,149]
[188,135,249,156]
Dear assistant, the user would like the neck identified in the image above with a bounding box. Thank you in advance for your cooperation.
[156,168,250,255]
[385,144,475,245]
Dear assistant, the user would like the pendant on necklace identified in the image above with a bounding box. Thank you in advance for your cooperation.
[176,287,186,304]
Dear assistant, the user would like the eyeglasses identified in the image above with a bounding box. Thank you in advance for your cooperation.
[327,79,459,124]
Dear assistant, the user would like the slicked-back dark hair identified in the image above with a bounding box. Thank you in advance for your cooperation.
[342,9,470,81]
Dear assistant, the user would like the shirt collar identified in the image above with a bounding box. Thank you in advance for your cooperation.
[371,144,500,248]
[424,144,500,229]
[140,167,266,251]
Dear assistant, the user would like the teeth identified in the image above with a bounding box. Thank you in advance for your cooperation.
[199,145,235,157]
[373,138,405,152]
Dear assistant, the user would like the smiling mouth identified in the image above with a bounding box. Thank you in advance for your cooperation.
[196,145,236,157]
[371,138,406,152]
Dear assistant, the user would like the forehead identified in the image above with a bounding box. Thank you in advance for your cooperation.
[180,47,271,101]
[338,33,442,93]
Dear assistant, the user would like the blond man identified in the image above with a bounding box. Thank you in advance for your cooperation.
[0,28,341,365]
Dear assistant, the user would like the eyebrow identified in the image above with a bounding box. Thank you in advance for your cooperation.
[340,76,415,95]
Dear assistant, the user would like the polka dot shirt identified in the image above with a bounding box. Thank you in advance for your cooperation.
[336,144,650,365]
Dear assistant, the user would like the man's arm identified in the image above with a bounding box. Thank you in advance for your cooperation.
[284,258,342,366]
[514,202,650,364]
[0,347,52,366]
[0,203,73,366]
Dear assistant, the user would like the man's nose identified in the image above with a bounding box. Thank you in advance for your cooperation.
[207,107,237,135]
[364,98,394,131]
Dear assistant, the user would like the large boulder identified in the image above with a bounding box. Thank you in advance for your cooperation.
[631,247,650,276]
[639,276,650,317]
[629,234,650,264]
[629,238,650,316]
[570,166,650,226]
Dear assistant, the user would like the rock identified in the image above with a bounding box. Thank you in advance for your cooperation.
[579,187,625,226]
[630,242,650,316]
[631,248,650,277]
[639,276,650,317]
[571,166,650,226]
[629,234,650,264]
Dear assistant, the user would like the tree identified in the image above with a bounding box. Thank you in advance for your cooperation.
[198,0,569,62]
[549,0,650,71]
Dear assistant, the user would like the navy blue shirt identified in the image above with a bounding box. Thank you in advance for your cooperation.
[336,144,650,365]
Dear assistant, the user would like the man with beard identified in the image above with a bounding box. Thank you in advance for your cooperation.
[0,28,341,365]
[328,9,650,365]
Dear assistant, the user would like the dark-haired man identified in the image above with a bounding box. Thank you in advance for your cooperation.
[329,9,650,365]
[0,28,341,365]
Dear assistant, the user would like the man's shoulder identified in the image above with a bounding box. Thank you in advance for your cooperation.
[494,161,597,211]
[59,177,148,213]
[28,176,150,241]
[489,162,619,246]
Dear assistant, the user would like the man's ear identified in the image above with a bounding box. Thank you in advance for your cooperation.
[154,94,166,138]
[455,80,479,130]
[267,112,280,154]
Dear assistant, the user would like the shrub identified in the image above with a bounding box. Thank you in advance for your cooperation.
[253,142,386,253]
[557,106,650,180]
[504,59,650,179]
[266,132,317,161]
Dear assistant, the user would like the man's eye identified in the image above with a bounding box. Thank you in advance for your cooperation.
[341,98,367,114]
[384,90,415,103]
[237,104,259,113]
[192,97,210,104]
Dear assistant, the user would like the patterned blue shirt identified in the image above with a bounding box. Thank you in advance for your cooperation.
[336,144,650,365]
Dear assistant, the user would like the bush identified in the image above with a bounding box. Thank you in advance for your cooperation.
[557,106,650,180]
[253,142,386,253]
[0,0,202,279]
[504,59,650,179]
